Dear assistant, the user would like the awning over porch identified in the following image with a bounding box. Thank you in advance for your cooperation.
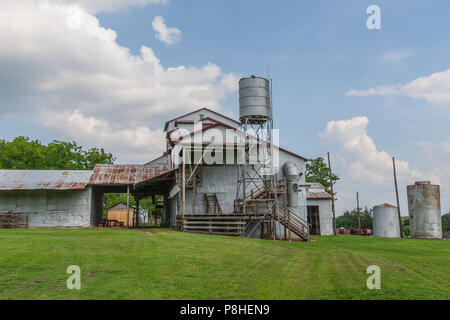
[134,169,177,198]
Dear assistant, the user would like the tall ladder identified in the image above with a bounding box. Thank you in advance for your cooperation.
[205,193,223,215]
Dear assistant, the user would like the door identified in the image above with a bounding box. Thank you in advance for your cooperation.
[307,205,321,235]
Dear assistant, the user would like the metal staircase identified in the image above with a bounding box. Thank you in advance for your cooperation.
[236,183,310,241]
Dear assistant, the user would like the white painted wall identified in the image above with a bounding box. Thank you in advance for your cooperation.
[307,199,334,236]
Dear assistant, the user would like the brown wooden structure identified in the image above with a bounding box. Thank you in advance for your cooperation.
[0,212,28,228]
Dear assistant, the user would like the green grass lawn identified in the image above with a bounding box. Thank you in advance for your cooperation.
[0,228,448,300]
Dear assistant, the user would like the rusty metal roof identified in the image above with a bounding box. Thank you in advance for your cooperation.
[307,191,333,200]
[306,183,333,200]
[89,164,169,186]
[0,170,92,190]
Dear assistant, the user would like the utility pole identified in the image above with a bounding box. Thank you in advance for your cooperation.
[356,191,361,230]
[392,157,404,238]
[327,152,337,235]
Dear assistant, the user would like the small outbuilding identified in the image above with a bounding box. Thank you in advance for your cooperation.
[306,183,334,235]
[107,202,135,227]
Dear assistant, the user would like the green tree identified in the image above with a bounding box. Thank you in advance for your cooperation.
[0,137,46,169]
[305,157,339,195]
[403,225,410,236]
[0,137,115,170]
[442,213,450,236]
[336,207,373,229]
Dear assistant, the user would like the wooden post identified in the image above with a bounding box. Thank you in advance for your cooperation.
[242,165,246,215]
[182,149,186,221]
[192,171,197,215]
[393,157,404,238]
[152,195,156,227]
[175,170,181,228]
[327,152,337,235]
[135,198,140,228]
[356,191,361,230]
[126,185,130,228]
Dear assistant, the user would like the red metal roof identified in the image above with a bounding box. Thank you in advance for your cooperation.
[89,164,169,186]
[307,192,333,200]
[306,183,333,200]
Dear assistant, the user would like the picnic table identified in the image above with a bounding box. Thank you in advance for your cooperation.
[98,219,124,228]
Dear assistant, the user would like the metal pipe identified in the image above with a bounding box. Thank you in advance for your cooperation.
[283,161,299,208]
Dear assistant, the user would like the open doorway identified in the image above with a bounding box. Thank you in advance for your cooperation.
[307,205,321,235]
[104,193,153,227]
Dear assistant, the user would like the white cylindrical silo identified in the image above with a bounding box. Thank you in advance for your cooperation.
[407,181,443,239]
[373,204,401,238]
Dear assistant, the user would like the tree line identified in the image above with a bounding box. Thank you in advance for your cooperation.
[0,136,115,170]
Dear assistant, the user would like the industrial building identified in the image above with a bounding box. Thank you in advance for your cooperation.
[133,76,335,240]
[0,76,335,241]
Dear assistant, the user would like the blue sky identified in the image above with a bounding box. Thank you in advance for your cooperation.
[100,0,450,212]
[95,0,450,157]
[1,0,450,214]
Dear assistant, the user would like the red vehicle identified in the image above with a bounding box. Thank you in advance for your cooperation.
[336,228,349,235]
[350,228,372,236]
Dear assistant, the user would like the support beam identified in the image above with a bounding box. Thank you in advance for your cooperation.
[182,150,186,221]
[135,198,140,228]
[126,185,130,228]
[192,170,197,215]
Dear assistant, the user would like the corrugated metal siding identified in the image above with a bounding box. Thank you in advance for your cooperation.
[0,170,92,190]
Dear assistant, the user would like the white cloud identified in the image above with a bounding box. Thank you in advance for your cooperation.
[347,69,450,104]
[346,85,400,97]
[379,49,414,63]
[53,0,168,13]
[0,0,239,162]
[417,141,450,179]
[41,110,166,163]
[152,16,182,45]
[320,116,439,214]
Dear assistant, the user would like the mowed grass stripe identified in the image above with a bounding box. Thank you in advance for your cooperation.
[0,229,448,299]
